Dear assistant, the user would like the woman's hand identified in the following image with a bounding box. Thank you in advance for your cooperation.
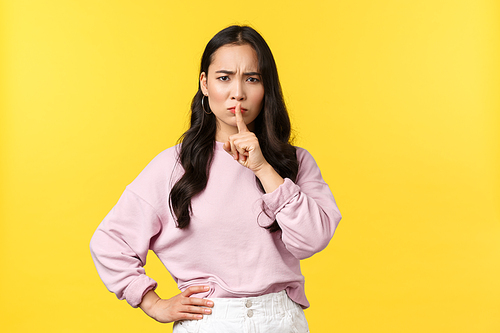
[223,103,267,172]
[139,286,213,323]
[223,103,284,193]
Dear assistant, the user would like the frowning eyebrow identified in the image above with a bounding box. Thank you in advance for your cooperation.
[215,70,261,76]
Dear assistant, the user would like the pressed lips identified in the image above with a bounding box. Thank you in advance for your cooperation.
[228,106,247,114]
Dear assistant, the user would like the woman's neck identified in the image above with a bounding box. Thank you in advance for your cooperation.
[215,121,255,143]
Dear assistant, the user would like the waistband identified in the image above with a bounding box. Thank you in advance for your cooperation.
[201,290,300,320]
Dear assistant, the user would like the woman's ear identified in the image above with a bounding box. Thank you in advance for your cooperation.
[200,72,208,96]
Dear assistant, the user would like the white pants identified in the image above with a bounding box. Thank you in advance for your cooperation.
[172,290,309,333]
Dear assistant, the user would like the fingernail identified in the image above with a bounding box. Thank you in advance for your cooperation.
[207,301,214,306]
[204,286,210,291]
[196,314,203,319]
[204,308,211,314]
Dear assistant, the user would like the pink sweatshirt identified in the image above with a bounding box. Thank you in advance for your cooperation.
[90,142,341,308]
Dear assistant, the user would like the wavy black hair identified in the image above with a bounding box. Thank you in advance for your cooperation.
[169,25,298,232]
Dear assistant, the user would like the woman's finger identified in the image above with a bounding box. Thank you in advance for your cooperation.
[223,141,231,154]
[233,139,249,155]
[235,103,248,133]
[177,312,204,320]
[182,305,212,315]
[182,296,214,308]
[229,139,239,160]
[182,285,210,297]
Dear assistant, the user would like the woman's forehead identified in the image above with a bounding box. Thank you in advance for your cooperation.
[209,44,259,72]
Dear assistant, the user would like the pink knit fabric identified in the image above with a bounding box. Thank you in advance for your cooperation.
[90,142,341,308]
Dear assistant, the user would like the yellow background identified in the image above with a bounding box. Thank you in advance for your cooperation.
[1,0,499,332]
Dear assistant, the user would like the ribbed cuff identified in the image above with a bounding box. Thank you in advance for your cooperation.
[124,274,158,308]
[257,178,300,228]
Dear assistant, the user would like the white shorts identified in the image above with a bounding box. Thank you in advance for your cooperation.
[172,290,309,333]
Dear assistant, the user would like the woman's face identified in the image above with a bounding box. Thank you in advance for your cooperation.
[200,44,264,141]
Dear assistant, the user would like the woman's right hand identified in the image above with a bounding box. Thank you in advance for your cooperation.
[139,286,213,323]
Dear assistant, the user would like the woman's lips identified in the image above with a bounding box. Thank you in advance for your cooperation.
[228,107,247,114]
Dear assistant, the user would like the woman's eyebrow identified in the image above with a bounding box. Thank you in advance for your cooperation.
[215,70,234,74]
[215,70,261,76]
[244,71,261,76]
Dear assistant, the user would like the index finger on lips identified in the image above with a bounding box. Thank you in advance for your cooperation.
[235,103,248,133]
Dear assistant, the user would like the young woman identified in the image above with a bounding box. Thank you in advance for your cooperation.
[90,25,341,332]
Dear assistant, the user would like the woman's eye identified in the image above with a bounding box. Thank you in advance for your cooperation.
[217,76,229,81]
[247,77,260,83]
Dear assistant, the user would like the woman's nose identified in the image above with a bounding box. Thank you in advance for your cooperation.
[231,81,245,101]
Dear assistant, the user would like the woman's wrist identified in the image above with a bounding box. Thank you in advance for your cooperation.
[254,163,284,193]
[139,290,161,316]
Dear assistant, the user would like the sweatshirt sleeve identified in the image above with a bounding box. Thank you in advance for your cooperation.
[89,187,162,307]
[260,148,342,259]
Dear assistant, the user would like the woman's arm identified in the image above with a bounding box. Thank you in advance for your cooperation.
[90,188,161,307]
[260,151,342,260]
[224,104,341,259]
[90,188,213,319]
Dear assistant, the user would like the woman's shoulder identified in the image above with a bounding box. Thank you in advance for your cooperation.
[140,144,181,172]
[293,146,325,182]
[294,146,315,164]
[127,144,182,193]
[151,143,182,164]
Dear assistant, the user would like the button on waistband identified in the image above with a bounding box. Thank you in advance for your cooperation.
[247,309,253,317]
[245,300,252,308]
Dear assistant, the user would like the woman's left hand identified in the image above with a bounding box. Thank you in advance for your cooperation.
[223,103,285,193]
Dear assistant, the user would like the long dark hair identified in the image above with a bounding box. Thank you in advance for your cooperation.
[170,25,298,232]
